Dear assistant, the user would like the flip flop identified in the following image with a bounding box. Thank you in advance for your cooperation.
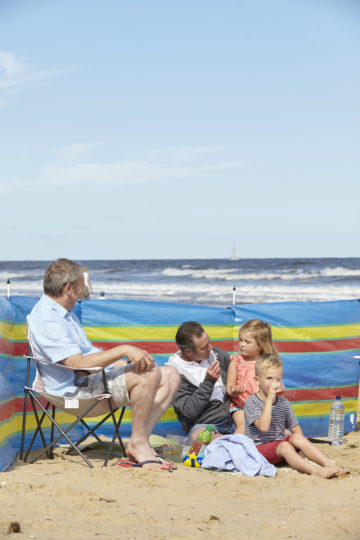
[126,452,177,470]
[137,459,173,471]
[154,455,177,470]
[117,457,139,468]
[119,457,173,471]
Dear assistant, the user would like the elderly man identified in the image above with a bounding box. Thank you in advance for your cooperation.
[27,258,180,470]
[167,321,235,441]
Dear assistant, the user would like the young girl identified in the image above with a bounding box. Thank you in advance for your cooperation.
[226,319,278,434]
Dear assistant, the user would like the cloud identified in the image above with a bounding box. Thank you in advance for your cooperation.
[102,216,124,221]
[51,142,104,162]
[174,146,224,156]
[38,159,249,186]
[149,145,224,157]
[0,51,67,101]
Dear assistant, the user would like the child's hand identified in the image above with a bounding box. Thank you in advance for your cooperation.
[267,379,280,400]
[229,384,245,396]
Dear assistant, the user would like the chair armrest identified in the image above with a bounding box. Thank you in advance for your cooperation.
[23,355,103,372]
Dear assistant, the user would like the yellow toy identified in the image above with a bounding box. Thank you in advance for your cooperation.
[182,453,201,468]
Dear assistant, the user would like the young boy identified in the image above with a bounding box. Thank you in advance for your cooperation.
[244,354,349,479]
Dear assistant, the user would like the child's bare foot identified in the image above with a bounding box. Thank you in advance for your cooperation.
[314,466,339,479]
[327,465,350,476]
[335,468,350,476]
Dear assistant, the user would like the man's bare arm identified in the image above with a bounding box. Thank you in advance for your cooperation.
[62,345,154,373]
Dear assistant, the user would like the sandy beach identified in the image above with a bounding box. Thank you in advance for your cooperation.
[1,425,359,540]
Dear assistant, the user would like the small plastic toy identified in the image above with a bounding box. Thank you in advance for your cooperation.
[182,453,201,468]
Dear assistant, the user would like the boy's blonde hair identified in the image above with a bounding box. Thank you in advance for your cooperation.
[255,354,283,376]
[239,319,278,356]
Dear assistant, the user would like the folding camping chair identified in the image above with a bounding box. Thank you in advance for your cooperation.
[19,346,127,468]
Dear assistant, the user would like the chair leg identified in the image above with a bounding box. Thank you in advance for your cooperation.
[73,418,111,454]
[19,388,30,461]
[20,356,32,460]
[24,395,52,462]
[104,406,126,467]
[74,412,112,448]
[29,394,105,468]
[50,405,56,459]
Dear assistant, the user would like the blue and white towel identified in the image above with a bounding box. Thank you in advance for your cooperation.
[201,434,276,477]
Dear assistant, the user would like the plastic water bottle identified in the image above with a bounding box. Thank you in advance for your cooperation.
[328,396,345,446]
[190,425,215,457]
[196,425,215,462]
[198,425,214,444]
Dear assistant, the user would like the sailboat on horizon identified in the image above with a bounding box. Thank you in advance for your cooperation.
[229,245,240,261]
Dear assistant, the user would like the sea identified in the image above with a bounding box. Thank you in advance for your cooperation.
[1,258,360,306]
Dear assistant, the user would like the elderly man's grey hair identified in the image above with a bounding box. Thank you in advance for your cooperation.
[43,258,83,297]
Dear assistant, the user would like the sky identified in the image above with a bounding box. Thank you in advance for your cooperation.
[0,0,359,260]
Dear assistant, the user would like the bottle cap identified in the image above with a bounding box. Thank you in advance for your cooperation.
[336,395,341,400]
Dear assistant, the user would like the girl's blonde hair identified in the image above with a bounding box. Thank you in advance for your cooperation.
[239,319,278,356]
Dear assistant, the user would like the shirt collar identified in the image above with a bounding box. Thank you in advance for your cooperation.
[41,293,69,319]
[175,350,215,367]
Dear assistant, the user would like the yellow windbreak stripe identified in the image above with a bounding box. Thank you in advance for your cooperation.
[84,325,235,342]
[0,322,16,341]
[11,322,360,343]
[17,406,177,434]
[272,324,360,341]
[0,416,20,443]
[292,399,357,417]
[3,401,357,443]
[9,325,27,341]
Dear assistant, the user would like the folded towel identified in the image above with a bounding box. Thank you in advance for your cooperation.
[201,434,276,477]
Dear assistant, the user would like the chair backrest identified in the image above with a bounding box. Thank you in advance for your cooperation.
[27,329,46,392]
[22,328,126,468]
[26,327,114,418]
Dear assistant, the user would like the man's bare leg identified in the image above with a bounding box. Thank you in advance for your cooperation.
[124,365,180,469]
[140,366,180,467]
[143,366,180,437]
[124,366,164,469]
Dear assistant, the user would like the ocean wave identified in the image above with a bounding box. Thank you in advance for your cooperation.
[162,266,360,282]
[0,271,42,280]
[95,281,360,304]
[3,259,359,306]
[7,280,358,305]
[162,267,237,279]
[321,266,360,277]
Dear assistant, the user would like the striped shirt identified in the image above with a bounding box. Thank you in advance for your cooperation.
[244,393,299,446]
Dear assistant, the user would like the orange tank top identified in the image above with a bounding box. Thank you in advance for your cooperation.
[229,354,258,410]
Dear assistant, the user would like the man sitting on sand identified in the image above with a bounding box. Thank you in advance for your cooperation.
[27,258,180,470]
[167,321,235,441]
[244,354,350,478]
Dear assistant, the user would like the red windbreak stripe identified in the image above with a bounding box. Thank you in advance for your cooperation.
[0,401,16,422]
[8,385,358,420]
[12,337,360,358]
[94,340,235,354]
[0,338,12,355]
[283,386,358,401]
[12,340,235,356]
[275,338,360,353]
[11,342,28,356]
[10,397,49,416]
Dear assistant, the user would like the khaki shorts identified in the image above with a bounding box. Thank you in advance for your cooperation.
[75,366,131,406]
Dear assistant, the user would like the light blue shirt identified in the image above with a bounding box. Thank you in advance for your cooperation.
[27,294,102,396]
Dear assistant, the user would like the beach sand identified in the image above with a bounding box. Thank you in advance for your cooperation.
[0,426,359,540]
